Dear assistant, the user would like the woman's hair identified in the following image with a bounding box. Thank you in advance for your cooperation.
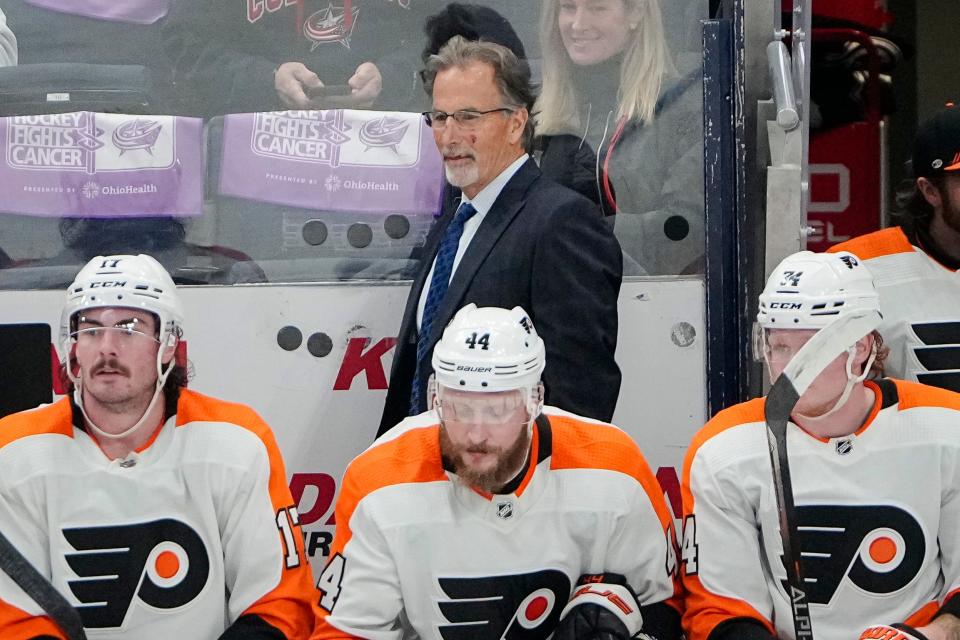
[535,0,673,136]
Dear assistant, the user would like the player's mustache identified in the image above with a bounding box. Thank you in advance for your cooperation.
[92,358,129,376]
[465,445,498,455]
[441,146,474,159]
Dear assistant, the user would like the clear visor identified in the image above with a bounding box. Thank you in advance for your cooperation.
[751,322,770,363]
[70,316,160,349]
[752,322,823,365]
[435,385,531,428]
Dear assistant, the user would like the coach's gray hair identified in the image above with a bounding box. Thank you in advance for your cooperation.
[424,36,535,150]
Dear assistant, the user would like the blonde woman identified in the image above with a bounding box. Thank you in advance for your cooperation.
[535,0,704,275]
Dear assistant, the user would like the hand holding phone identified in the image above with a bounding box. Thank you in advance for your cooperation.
[306,84,353,99]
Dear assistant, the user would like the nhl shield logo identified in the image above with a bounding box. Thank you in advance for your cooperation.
[496,502,514,520]
[835,438,853,456]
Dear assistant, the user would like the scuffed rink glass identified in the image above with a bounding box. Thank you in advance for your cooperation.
[0,1,706,285]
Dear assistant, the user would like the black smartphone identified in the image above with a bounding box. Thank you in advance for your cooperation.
[307,84,353,99]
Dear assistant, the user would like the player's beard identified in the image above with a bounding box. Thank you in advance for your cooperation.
[941,184,960,236]
[441,144,479,189]
[82,357,154,415]
[440,425,532,494]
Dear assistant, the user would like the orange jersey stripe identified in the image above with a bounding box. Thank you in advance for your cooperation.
[314,425,447,636]
[0,398,73,449]
[681,398,775,640]
[0,598,67,639]
[903,600,939,628]
[892,378,960,412]
[550,415,683,609]
[175,390,317,638]
[827,227,913,261]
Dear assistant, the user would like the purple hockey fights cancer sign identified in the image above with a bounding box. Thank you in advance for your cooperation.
[218,110,443,216]
[0,112,203,218]
[23,0,170,24]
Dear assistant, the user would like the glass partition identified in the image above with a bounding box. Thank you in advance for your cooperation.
[0,0,706,286]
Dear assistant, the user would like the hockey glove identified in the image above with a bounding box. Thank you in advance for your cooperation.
[553,574,644,640]
[859,623,930,640]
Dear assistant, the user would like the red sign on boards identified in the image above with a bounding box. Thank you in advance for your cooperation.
[806,122,883,252]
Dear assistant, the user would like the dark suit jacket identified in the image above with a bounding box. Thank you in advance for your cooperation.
[378,159,623,436]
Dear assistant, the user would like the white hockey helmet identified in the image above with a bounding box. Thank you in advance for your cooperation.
[757,250,880,330]
[432,304,545,392]
[755,251,882,417]
[61,254,184,441]
[60,253,184,352]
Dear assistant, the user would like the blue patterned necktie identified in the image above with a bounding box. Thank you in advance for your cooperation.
[410,201,478,415]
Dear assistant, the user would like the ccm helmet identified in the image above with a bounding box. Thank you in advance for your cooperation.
[60,253,183,353]
[757,250,879,330]
[755,251,882,416]
[431,304,545,418]
[61,254,184,441]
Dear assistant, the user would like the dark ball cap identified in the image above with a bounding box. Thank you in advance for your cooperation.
[913,102,960,178]
[422,3,526,62]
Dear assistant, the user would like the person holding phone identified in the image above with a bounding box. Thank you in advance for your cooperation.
[162,0,427,117]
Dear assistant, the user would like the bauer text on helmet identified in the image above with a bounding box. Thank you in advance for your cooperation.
[431,304,545,392]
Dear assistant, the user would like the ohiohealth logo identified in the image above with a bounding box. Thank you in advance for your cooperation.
[325,174,399,193]
[82,181,101,199]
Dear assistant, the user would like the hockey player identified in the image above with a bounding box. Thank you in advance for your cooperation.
[829,103,960,392]
[0,254,317,639]
[681,250,960,640]
[314,304,681,640]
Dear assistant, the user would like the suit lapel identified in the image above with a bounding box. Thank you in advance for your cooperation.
[423,159,540,350]
[396,184,461,345]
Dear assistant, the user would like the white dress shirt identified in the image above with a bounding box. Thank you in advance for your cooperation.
[416,154,529,330]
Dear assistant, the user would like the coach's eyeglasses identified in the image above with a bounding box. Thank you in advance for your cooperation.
[422,108,514,129]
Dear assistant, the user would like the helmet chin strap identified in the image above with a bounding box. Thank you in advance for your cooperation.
[796,343,877,421]
[74,350,175,442]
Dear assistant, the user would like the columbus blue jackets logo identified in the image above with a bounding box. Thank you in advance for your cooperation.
[63,518,210,628]
[437,570,571,639]
[112,119,163,155]
[784,505,925,605]
[359,116,409,152]
[304,3,360,50]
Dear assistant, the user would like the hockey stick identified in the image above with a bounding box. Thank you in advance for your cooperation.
[764,311,880,640]
[0,527,86,640]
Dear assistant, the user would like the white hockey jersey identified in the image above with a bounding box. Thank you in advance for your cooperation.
[830,227,960,392]
[313,407,681,640]
[681,378,960,640]
[0,390,317,639]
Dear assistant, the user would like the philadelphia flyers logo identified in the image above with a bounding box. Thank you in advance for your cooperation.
[909,322,960,392]
[838,255,859,269]
[437,569,571,639]
[63,519,210,628]
[788,505,925,605]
